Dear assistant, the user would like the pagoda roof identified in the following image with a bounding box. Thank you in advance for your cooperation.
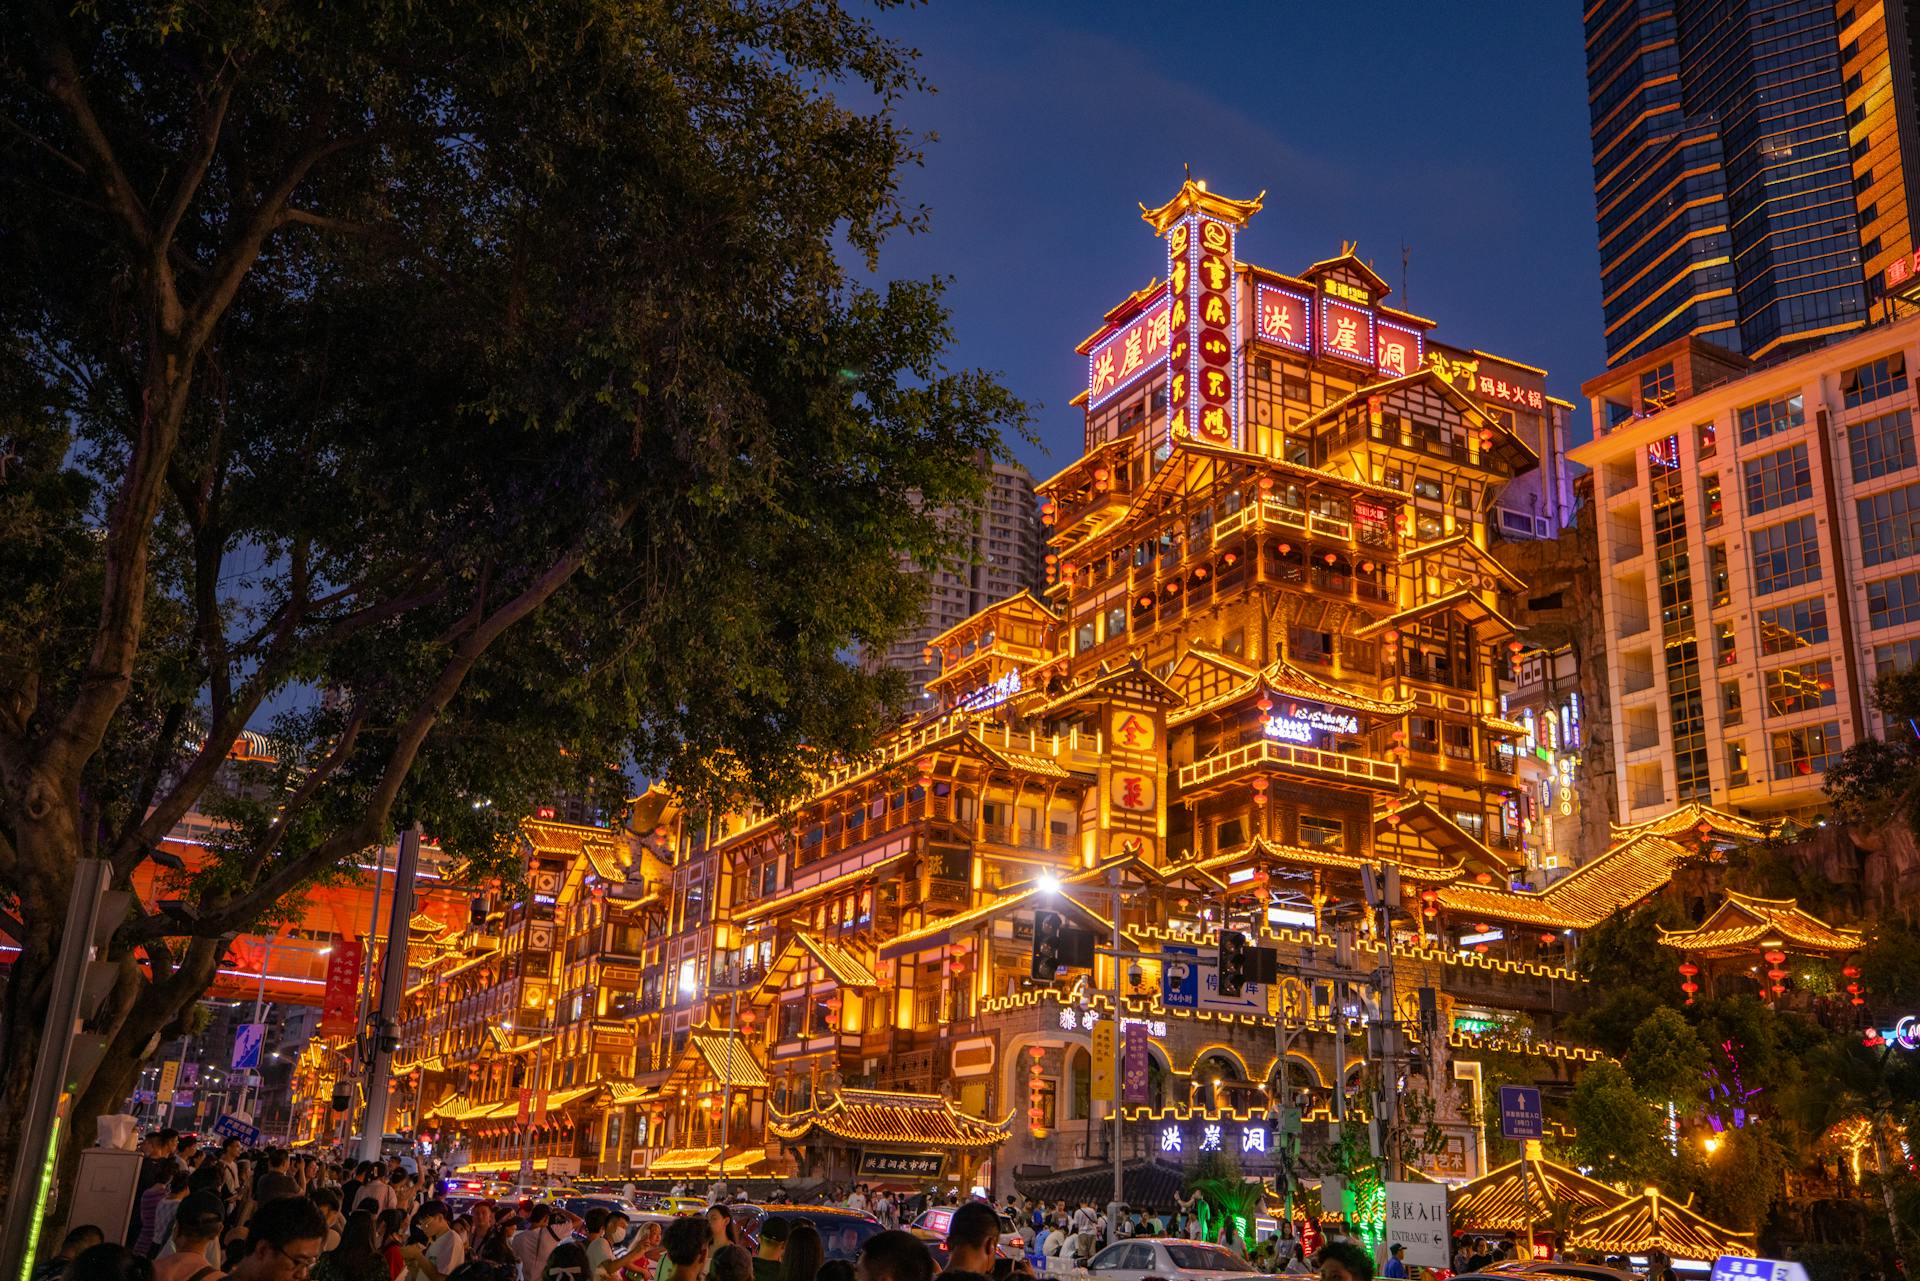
[1402,533,1529,591]
[649,1146,724,1174]
[1300,243,1393,296]
[877,880,1116,961]
[1076,279,1167,354]
[1029,657,1184,717]
[1138,179,1265,235]
[1379,797,1510,878]
[687,1026,769,1088]
[1303,367,1541,475]
[1197,837,1464,884]
[520,818,631,882]
[1610,801,1772,845]
[927,590,1061,652]
[751,932,882,998]
[1568,1189,1755,1262]
[408,912,449,936]
[1658,890,1862,956]
[1263,657,1416,717]
[768,1087,1009,1150]
[1353,588,1522,640]
[1434,833,1695,930]
[1448,1152,1625,1231]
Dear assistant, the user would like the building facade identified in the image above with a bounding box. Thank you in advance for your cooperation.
[343,183,1790,1202]
[875,461,1048,712]
[1586,0,1872,366]
[1846,0,1920,307]
[1573,311,1920,823]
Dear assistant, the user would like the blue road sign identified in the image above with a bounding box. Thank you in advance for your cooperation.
[231,1022,266,1070]
[1162,945,1200,1009]
[213,1114,262,1146]
[1711,1258,1809,1281]
[1498,1085,1543,1140]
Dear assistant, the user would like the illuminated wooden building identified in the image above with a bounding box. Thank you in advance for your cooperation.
[388,182,1780,1189]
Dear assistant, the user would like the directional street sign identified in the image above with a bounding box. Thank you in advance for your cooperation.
[1498,1084,1543,1140]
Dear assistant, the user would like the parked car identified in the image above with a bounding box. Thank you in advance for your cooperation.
[1512,1266,1637,1281]
[731,1205,884,1261]
[1086,1239,1264,1281]
[910,1205,1026,1256]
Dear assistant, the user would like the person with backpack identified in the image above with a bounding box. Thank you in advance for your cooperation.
[153,1195,227,1281]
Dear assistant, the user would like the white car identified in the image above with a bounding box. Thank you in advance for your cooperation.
[1087,1238,1266,1280]
[910,1205,1027,1255]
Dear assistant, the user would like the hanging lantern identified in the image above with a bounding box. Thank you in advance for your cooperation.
[1474,871,1492,885]
[1678,963,1699,978]
[1278,542,1292,555]
[1847,982,1862,995]
[1256,693,1273,714]
[1473,943,1489,954]
[1166,581,1180,595]
[1361,561,1375,574]
[1474,923,1492,934]
[1045,553,1058,567]
[1508,640,1524,655]
[1324,552,1338,566]
[1768,967,1789,983]
[1844,964,1861,978]
[1027,1045,1046,1061]
[1770,983,1785,996]
[1539,933,1555,946]
[1139,595,1153,608]
[1422,905,1437,919]
[1764,950,1787,966]
[1061,561,1076,578]
[1223,551,1238,567]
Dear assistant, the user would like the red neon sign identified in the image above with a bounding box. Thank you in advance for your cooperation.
[1255,284,1311,352]
[1088,293,1172,409]
[1320,298,1373,365]
[1474,373,1545,411]
[1376,321,1423,377]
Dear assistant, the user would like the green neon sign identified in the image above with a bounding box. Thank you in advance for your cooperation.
[18,1112,61,1281]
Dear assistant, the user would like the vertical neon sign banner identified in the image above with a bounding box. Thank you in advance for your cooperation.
[1165,212,1240,449]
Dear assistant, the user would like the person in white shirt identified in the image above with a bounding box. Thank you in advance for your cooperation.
[404,1200,463,1281]
[357,1165,395,1215]
[845,1186,868,1214]
[510,1204,578,1281]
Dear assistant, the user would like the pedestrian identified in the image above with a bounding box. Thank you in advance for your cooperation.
[659,1219,713,1281]
[943,1203,999,1276]
[223,1197,329,1281]
[377,1209,412,1280]
[512,1206,576,1281]
[783,1224,825,1281]
[753,1216,790,1281]
[1312,1242,1373,1281]
[310,1188,345,1253]
[711,1246,754,1281]
[851,1231,933,1281]
[32,1226,106,1281]
[401,1199,463,1281]
[546,1244,596,1281]
[67,1244,155,1281]
[1380,1243,1407,1279]
[316,1210,389,1281]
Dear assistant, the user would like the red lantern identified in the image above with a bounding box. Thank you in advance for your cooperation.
[1258,475,1274,496]
[1764,950,1787,966]
[1474,943,1489,954]
[1678,963,1699,977]
[1278,542,1292,555]
[1539,933,1555,946]
[1844,965,1861,978]
[1223,552,1238,567]
[1768,968,1789,982]
[1027,1045,1045,1061]
[1324,553,1338,566]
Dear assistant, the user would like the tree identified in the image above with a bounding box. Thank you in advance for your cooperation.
[1625,1006,1709,1112]
[1826,667,1920,828]
[0,0,1024,1194]
[1788,1034,1920,1256]
[1567,1060,1668,1184]
[1566,901,1686,1055]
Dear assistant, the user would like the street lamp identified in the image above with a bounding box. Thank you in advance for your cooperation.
[1036,871,1060,895]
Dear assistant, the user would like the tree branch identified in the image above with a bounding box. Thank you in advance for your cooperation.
[33,17,154,250]
[153,59,238,259]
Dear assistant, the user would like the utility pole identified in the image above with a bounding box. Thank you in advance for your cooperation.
[359,823,421,1161]
[239,927,283,1120]
[346,840,390,1152]
[1108,867,1124,1242]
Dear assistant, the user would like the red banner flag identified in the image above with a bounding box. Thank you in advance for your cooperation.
[319,938,364,1037]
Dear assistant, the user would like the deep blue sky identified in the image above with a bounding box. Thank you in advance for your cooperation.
[868,1,1604,477]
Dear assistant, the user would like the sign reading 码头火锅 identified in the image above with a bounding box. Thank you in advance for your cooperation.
[859,1151,944,1179]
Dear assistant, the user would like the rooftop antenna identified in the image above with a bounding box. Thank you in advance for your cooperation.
[1401,240,1410,306]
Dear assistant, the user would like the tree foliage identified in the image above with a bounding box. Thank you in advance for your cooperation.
[1566,901,1685,1055]
[1826,667,1920,828]
[0,0,1024,1191]
[1568,1060,1669,1184]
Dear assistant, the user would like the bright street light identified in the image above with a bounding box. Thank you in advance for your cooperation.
[1036,871,1060,895]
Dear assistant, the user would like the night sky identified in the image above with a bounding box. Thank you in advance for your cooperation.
[869,1,1604,478]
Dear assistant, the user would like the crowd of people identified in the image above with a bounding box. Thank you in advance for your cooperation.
[29,1131,1678,1281]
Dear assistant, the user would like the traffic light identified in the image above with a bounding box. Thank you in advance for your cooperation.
[1218,930,1249,996]
[1032,911,1064,980]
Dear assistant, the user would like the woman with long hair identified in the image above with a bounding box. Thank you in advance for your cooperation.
[781,1224,823,1281]
[316,1210,388,1281]
[375,1208,412,1279]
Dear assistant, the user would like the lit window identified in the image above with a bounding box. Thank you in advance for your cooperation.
[1750,516,1821,595]
[1769,722,1842,780]
[1843,354,1907,409]
[1763,661,1837,717]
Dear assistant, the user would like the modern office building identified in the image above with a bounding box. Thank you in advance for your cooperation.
[1842,0,1920,305]
[875,460,1047,710]
[1586,0,1871,366]
[1572,310,1920,822]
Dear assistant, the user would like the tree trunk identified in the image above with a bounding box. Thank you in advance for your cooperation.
[0,820,75,1208]
[1872,1119,1905,1253]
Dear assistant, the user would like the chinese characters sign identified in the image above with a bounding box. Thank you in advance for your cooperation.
[1377,322,1423,377]
[1165,214,1240,448]
[1471,369,1545,410]
[1155,1120,1280,1166]
[1886,250,1920,296]
[859,1151,944,1178]
[1321,298,1374,365]
[1123,1022,1149,1105]
[1263,703,1361,743]
[1088,292,1172,409]
[320,937,365,1037]
[1256,284,1312,353]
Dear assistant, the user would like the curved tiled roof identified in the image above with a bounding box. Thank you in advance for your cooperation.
[1449,1154,1624,1231]
[1568,1189,1755,1261]
[1658,890,1862,955]
[1434,834,1695,929]
[768,1088,1008,1150]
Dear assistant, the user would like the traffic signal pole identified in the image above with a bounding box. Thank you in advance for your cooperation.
[358,823,420,1162]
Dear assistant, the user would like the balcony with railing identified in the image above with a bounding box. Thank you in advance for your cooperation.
[1177,735,1401,795]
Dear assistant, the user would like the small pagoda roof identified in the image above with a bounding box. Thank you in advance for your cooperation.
[1402,533,1529,591]
[1262,657,1416,717]
[1354,589,1522,640]
[1568,1188,1756,1262]
[752,932,882,998]
[1029,657,1184,717]
[1076,279,1167,354]
[1658,891,1862,956]
[1300,243,1393,297]
[1302,367,1540,475]
[1448,1151,1625,1231]
[927,590,1061,653]
[877,880,1115,961]
[686,1026,769,1088]
[520,817,631,883]
[1138,179,1265,235]
[1198,837,1464,884]
[733,850,914,924]
[1610,802,1772,846]
[1434,833,1695,930]
[768,1087,1009,1150]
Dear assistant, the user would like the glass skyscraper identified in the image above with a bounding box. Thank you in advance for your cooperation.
[1587,0,1870,366]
